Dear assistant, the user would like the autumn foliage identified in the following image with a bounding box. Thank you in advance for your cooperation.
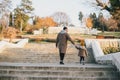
[105,18,118,31]
[33,17,57,30]
[86,18,93,29]
[3,27,19,42]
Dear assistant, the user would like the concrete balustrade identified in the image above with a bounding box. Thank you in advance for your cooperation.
[85,39,120,48]
[0,38,28,53]
[91,40,104,60]
[0,41,7,53]
[85,39,120,71]
[15,39,29,48]
[84,39,94,48]
[112,52,120,71]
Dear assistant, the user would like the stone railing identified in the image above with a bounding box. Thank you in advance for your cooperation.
[98,39,120,50]
[85,39,120,71]
[85,39,120,49]
[0,41,6,53]
[112,52,120,71]
[91,40,104,61]
[0,38,28,53]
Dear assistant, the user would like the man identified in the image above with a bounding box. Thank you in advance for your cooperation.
[56,27,75,65]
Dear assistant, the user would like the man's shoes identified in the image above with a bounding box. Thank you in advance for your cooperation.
[60,62,64,65]
[82,62,85,65]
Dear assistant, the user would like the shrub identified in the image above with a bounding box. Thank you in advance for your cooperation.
[103,47,120,54]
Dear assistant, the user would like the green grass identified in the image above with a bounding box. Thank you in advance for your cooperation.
[98,32,120,37]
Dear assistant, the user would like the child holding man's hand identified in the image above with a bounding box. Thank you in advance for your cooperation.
[75,45,88,65]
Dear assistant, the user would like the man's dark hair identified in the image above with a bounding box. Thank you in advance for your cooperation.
[63,27,67,30]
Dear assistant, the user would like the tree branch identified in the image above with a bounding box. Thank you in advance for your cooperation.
[96,0,111,11]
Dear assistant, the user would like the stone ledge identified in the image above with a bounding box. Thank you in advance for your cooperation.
[86,39,120,71]
[112,52,120,71]
[0,62,114,68]
[0,41,6,53]
[0,39,28,53]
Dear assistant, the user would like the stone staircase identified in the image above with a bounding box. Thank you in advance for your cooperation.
[0,63,119,80]
[0,43,119,80]
[0,43,94,63]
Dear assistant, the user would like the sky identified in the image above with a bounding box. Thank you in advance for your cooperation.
[11,0,110,26]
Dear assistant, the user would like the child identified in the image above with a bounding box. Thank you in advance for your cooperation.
[75,45,88,65]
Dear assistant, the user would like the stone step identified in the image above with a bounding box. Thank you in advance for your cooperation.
[0,43,119,80]
[0,69,119,77]
[0,66,117,72]
[0,75,119,80]
[0,63,117,71]
[0,63,119,80]
[0,43,94,63]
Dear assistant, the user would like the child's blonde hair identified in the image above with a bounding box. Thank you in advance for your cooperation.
[80,39,85,46]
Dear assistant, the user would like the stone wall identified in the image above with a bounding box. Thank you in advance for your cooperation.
[48,27,86,34]
[33,27,98,35]
[33,29,43,35]
[0,39,28,52]
[48,27,98,34]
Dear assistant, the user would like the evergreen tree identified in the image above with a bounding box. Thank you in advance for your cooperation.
[89,13,97,29]
[97,12,107,32]
[9,12,13,26]
[78,11,83,24]
[14,0,34,32]
[92,13,98,28]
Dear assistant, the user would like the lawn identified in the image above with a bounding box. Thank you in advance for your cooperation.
[98,32,120,38]
[0,31,119,43]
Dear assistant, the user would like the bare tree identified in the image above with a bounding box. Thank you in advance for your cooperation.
[0,0,12,28]
[51,12,71,26]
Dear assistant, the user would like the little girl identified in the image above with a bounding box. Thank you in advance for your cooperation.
[75,45,88,65]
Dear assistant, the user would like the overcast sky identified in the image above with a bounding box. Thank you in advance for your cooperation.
[12,0,110,26]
